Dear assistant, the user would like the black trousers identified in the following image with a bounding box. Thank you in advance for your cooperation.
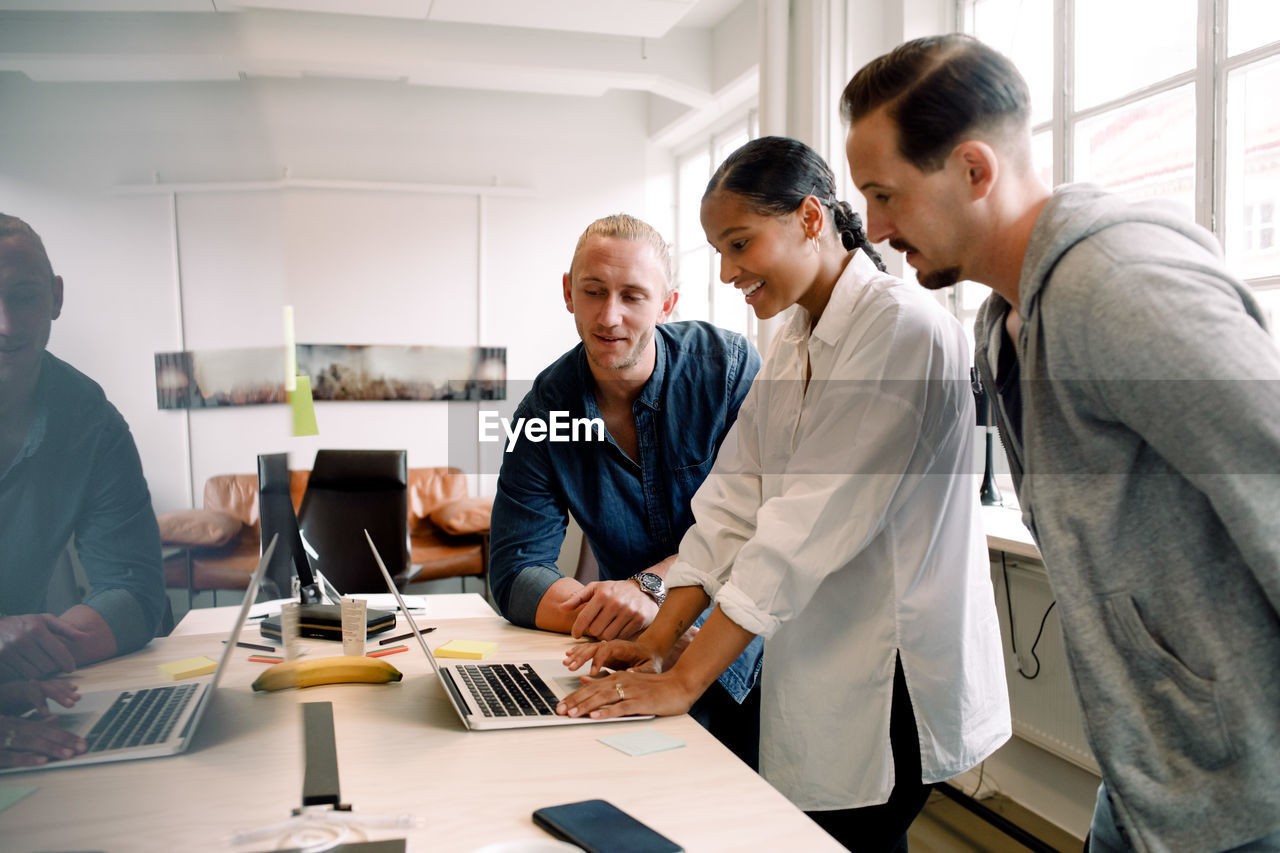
[806,658,933,852]
[688,678,761,771]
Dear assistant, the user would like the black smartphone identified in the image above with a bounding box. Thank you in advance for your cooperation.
[532,799,684,853]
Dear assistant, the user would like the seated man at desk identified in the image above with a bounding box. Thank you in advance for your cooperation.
[488,214,763,765]
[0,214,166,681]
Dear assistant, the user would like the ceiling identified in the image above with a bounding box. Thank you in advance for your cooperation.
[0,0,757,141]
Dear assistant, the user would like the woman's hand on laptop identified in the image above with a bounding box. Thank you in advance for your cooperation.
[556,669,698,720]
[0,714,87,768]
[0,678,80,718]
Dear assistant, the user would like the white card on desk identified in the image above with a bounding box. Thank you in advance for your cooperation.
[597,729,686,757]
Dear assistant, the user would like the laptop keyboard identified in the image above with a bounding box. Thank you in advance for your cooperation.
[84,684,200,753]
[456,663,560,717]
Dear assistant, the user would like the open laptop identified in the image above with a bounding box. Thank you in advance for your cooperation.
[364,530,652,731]
[0,536,278,775]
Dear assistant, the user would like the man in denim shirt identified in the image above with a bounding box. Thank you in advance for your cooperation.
[488,214,763,766]
[0,214,166,683]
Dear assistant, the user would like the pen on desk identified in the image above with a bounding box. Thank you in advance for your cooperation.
[366,645,408,658]
[225,640,277,652]
[380,627,436,645]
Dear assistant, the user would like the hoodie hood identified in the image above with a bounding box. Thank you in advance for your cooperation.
[1018,183,1222,313]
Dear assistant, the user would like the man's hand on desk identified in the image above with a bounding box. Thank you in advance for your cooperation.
[562,580,659,641]
[0,614,88,680]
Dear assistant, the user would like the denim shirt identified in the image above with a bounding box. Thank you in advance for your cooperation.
[0,353,166,652]
[488,321,763,702]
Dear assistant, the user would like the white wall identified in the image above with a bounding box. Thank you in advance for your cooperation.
[1,72,655,511]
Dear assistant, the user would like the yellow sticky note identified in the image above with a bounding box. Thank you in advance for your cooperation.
[434,639,497,660]
[157,655,218,680]
[289,374,319,436]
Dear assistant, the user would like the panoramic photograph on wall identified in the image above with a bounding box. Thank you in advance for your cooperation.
[155,344,506,409]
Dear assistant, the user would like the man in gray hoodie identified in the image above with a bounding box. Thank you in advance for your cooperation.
[843,35,1279,853]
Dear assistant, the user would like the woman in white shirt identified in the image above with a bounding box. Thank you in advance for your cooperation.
[557,136,1010,851]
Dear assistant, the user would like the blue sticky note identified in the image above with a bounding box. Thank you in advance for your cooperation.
[597,728,686,757]
[0,786,37,812]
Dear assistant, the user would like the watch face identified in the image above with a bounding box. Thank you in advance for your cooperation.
[636,573,662,595]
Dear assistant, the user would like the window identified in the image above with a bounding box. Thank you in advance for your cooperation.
[960,0,1280,341]
[672,114,758,339]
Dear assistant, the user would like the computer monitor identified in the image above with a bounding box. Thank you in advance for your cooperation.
[297,449,410,593]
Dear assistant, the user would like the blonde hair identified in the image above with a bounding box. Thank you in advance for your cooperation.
[568,214,675,292]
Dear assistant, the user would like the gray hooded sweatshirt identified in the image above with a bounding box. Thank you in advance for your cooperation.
[974,184,1280,852]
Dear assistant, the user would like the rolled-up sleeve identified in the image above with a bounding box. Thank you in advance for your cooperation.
[75,421,166,653]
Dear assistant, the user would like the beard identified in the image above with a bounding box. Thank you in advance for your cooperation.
[889,239,961,291]
[917,266,962,290]
[583,326,653,372]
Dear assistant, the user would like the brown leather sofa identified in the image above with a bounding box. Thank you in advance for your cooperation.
[161,466,490,601]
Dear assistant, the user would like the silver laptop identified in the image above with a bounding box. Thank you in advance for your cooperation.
[365,530,651,731]
[0,536,278,774]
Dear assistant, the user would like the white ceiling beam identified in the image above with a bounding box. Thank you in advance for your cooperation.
[0,0,708,38]
[0,10,715,106]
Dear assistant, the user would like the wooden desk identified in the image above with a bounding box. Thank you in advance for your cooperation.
[4,601,839,852]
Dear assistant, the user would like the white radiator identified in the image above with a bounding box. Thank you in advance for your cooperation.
[991,554,1100,774]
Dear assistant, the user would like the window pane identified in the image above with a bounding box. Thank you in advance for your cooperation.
[1252,288,1280,346]
[1074,0,1196,109]
[1229,0,1280,57]
[966,0,1054,126]
[1073,84,1195,218]
[714,127,750,166]
[1032,128,1054,188]
[677,150,711,250]
[675,246,710,322]
[1224,56,1280,280]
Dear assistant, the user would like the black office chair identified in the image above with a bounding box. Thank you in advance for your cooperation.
[297,449,412,593]
[258,452,322,602]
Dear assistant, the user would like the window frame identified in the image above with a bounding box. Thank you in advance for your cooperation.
[672,110,759,339]
[958,0,1280,314]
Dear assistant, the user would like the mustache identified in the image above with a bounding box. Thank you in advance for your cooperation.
[888,239,918,254]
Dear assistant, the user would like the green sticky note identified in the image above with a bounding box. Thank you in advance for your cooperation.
[0,786,37,813]
[290,374,319,436]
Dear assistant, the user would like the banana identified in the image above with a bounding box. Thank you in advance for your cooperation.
[251,655,403,692]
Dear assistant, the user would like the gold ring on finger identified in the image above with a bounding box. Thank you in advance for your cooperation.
[615,682,626,701]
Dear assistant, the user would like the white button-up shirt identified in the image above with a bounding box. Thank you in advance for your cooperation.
[667,250,1011,810]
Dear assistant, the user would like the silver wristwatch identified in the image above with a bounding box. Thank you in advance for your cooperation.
[630,571,666,607]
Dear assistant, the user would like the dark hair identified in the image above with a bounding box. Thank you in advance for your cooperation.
[0,213,54,279]
[704,136,886,272]
[840,34,1031,172]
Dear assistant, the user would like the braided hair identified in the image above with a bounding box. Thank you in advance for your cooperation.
[704,136,887,273]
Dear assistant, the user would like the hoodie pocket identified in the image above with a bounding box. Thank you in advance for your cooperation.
[1104,593,1237,770]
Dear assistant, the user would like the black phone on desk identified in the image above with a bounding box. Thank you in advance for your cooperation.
[532,799,683,853]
